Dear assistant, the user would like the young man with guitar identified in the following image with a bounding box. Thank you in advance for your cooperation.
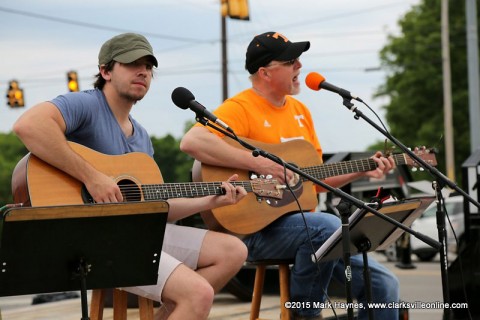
[180,31,400,320]
[12,33,248,320]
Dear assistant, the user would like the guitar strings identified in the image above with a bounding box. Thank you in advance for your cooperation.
[114,180,271,198]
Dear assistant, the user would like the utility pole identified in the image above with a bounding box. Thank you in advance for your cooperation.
[221,16,228,101]
[441,0,455,181]
[466,0,480,153]
[220,0,250,102]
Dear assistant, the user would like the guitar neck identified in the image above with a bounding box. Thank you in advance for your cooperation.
[141,181,252,201]
[301,153,407,180]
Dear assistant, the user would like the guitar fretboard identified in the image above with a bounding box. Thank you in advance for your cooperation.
[142,181,254,201]
[302,153,407,180]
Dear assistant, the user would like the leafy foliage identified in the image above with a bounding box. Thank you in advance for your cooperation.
[0,133,28,205]
[151,134,194,183]
[374,0,472,184]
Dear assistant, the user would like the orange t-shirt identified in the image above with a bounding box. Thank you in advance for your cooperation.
[203,88,323,161]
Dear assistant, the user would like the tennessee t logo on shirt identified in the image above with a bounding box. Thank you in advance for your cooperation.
[294,114,305,127]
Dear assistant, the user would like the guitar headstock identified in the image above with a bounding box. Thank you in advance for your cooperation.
[404,147,438,168]
[250,178,285,199]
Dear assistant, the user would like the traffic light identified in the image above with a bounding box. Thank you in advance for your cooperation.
[221,0,249,20]
[6,80,24,108]
[67,71,79,92]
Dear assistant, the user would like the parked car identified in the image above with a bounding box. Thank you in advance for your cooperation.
[409,195,465,260]
[385,195,465,262]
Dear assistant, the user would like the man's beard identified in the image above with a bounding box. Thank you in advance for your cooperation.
[120,91,144,104]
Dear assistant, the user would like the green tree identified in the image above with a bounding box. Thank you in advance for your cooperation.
[150,134,193,183]
[375,0,472,184]
[150,120,197,183]
[0,133,28,205]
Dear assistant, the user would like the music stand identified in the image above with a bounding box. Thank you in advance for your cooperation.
[313,197,434,318]
[0,201,169,320]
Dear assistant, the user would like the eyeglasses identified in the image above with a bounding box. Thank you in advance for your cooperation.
[265,58,299,68]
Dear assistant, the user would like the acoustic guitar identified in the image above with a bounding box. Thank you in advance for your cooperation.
[11,141,284,207]
[192,137,437,235]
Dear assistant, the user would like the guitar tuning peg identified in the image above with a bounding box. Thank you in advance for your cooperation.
[266,174,273,179]
[419,167,424,171]
[250,174,258,179]
[259,175,265,179]
[411,167,418,172]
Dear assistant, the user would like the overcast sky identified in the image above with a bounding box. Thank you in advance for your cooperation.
[1,0,421,153]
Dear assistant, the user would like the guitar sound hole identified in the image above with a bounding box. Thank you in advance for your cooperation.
[118,179,141,202]
[81,186,94,204]
[80,179,141,203]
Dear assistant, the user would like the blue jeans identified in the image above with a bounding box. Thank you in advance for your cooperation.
[243,211,399,319]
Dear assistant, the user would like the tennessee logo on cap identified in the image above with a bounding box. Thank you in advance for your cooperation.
[269,32,289,43]
[245,31,310,74]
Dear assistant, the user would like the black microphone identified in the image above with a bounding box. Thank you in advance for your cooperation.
[171,87,231,131]
[305,72,363,102]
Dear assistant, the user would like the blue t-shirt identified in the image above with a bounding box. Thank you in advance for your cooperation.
[51,89,154,157]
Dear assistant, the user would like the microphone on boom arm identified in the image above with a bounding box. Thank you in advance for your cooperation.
[171,87,231,132]
[305,72,363,103]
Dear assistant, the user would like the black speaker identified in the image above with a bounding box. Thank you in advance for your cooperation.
[447,229,480,319]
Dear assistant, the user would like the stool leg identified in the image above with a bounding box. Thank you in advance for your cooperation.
[279,264,291,320]
[90,289,106,320]
[113,289,128,320]
[138,296,154,320]
[250,265,266,320]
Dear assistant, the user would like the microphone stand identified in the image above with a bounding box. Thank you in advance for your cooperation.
[338,96,480,315]
[196,116,441,320]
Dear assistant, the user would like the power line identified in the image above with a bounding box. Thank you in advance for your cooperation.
[229,1,412,39]
[1,2,421,83]
[0,5,202,43]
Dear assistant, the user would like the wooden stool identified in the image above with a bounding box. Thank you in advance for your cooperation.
[90,288,155,320]
[249,259,294,320]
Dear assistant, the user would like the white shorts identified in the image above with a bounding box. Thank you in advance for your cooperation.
[120,223,207,302]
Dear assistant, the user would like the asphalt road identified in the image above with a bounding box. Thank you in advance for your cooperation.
[0,252,472,320]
